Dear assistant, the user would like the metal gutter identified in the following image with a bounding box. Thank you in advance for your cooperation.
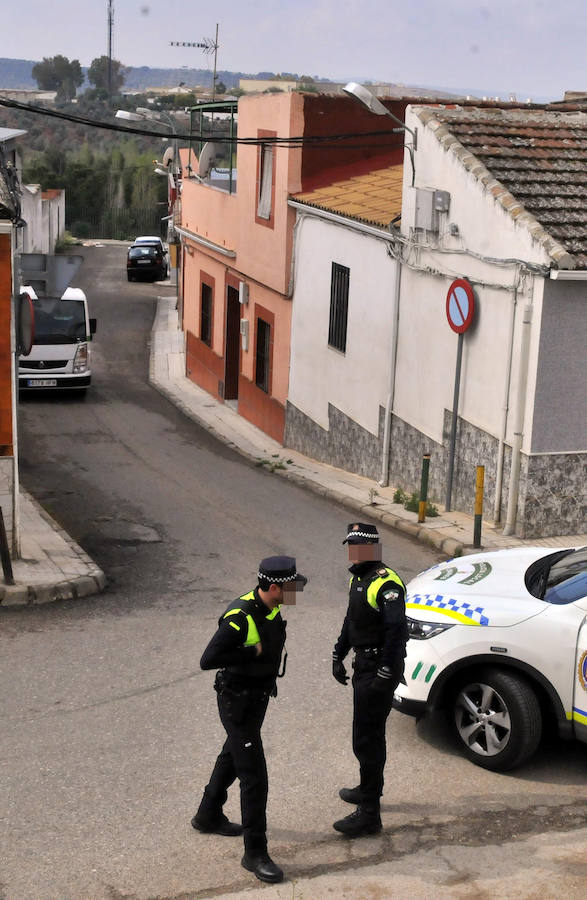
[549,269,587,280]
[174,225,236,258]
[288,200,395,241]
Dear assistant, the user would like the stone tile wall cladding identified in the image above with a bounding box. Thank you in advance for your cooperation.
[285,402,386,480]
[286,402,585,538]
[519,452,586,539]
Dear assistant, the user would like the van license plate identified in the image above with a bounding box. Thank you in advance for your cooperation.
[27,379,57,387]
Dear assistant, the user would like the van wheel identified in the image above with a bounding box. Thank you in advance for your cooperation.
[450,668,542,771]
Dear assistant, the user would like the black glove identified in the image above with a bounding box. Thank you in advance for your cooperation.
[332,658,349,685]
[370,666,398,696]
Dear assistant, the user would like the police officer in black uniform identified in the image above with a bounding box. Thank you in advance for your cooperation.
[332,523,408,837]
[192,556,307,884]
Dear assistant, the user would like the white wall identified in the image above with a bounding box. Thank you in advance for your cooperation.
[289,212,398,436]
[393,107,551,455]
[20,185,44,253]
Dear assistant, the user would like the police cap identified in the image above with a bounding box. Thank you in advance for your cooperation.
[258,555,308,587]
[343,522,380,544]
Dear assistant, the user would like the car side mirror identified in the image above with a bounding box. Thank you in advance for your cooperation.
[89,318,97,336]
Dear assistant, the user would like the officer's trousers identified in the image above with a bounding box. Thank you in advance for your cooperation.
[198,688,270,854]
[352,660,394,808]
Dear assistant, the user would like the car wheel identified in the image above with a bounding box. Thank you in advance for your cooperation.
[127,273,133,282]
[450,668,542,771]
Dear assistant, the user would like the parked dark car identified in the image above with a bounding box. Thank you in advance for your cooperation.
[126,244,167,282]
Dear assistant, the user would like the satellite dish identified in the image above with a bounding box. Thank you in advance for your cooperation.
[198,142,221,178]
[162,146,174,167]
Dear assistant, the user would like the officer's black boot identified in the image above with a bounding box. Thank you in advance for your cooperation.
[333,804,382,837]
[191,789,242,836]
[339,785,362,805]
[241,851,284,883]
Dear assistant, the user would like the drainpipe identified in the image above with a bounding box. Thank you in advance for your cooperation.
[10,223,20,556]
[503,298,533,536]
[493,283,517,525]
[379,244,402,486]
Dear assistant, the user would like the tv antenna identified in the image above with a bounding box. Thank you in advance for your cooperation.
[170,24,220,100]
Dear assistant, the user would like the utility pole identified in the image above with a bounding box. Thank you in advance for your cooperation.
[107,0,114,99]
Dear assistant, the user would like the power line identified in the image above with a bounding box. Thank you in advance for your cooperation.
[0,96,401,149]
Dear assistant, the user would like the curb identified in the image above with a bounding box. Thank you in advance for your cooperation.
[0,491,107,608]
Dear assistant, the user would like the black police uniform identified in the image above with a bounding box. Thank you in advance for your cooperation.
[193,556,306,884]
[332,523,408,835]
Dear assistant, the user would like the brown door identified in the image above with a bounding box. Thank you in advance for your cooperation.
[224,286,240,400]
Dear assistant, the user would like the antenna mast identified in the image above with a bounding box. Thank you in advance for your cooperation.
[170,25,220,98]
[107,0,114,98]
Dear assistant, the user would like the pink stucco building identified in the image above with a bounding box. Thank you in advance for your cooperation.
[177,92,406,442]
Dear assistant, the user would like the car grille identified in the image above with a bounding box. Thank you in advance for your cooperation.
[22,360,68,370]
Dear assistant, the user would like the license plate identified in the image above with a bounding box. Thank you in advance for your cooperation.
[27,378,57,387]
[137,260,150,265]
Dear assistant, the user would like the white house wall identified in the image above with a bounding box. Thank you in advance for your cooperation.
[286,212,398,479]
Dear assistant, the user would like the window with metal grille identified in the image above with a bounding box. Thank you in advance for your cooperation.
[328,262,350,352]
[255,318,271,392]
[200,283,212,346]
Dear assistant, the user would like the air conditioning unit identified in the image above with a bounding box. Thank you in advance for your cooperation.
[239,281,249,305]
[239,318,249,351]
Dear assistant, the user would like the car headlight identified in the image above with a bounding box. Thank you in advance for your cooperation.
[73,343,88,373]
[407,616,455,640]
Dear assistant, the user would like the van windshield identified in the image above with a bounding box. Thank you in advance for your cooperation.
[32,299,87,344]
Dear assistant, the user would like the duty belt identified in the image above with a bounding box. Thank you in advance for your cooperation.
[353,647,382,658]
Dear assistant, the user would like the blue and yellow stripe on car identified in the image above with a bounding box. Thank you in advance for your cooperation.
[572,706,587,726]
[407,593,489,626]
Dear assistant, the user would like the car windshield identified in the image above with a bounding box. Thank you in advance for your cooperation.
[525,547,587,604]
[31,298,87,344]
[129,246,158,259]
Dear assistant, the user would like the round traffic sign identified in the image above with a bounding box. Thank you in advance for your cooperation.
[446,279,475,334]
[17,290,35,356]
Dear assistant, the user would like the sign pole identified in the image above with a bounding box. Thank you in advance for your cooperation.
[445,332,464,512]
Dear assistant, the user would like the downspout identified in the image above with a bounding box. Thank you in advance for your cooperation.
[503,294,534,536]
[493,280,518,525]
[10,223,20,556]
[379,242,402,486]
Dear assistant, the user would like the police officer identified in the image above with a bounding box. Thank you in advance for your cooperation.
[192,556,307,884]
[332,523,407,837]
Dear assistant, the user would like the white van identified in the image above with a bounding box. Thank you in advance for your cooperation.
[18,286,97,392]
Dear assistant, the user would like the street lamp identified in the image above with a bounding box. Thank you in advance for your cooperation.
[343,82,417,185]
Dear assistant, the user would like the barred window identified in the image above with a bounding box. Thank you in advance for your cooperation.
[328,262,350,352]
[200,283,212,346]
[255,318,271,392]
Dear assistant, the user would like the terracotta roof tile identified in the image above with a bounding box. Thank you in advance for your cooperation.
[291,163,403,228]
[417,105,587,268]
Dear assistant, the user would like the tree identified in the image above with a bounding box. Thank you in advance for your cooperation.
[32,55,83,101]
[88,56,127,95]
[215,81,226,95]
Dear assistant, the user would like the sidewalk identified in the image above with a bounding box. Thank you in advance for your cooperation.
[3,293,583,609]
[0,491,105,607]
[149,295,586,557]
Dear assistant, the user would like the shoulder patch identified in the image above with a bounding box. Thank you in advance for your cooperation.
[382,588,402,601]
[377,568,388,576]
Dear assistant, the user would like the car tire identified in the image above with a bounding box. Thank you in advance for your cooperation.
[127,273,133,282]
[450,668,542,771]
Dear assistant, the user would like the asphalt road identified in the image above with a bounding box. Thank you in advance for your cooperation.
[1,244,585,899]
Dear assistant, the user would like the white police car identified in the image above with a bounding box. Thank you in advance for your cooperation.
[393,546,587,771]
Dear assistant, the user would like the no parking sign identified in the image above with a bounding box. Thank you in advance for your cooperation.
[446,279,475,334]
[445,278,476,511]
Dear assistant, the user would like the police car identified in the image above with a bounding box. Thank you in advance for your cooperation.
[393,546,587,771]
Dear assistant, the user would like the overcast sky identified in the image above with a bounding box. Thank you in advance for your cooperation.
[6,0,587,100]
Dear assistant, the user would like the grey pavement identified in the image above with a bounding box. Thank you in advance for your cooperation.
[4,291,584,609]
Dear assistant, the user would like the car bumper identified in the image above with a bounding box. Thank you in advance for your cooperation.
[19,374,91,390]
[392,692,427,718]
